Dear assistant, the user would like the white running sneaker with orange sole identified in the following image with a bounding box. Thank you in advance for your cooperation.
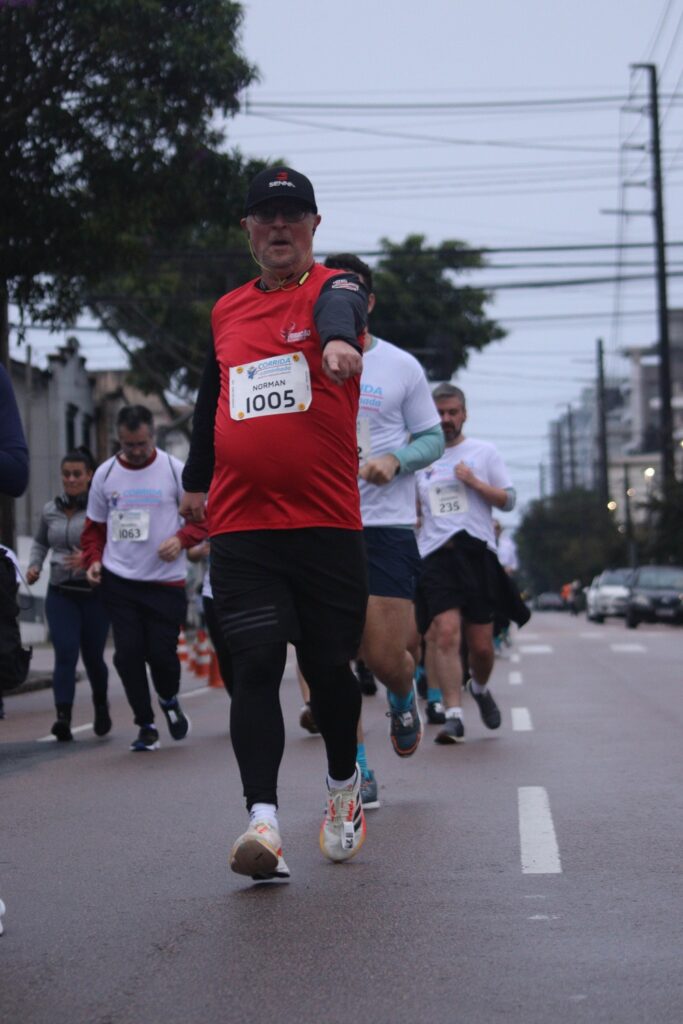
[230,821,290,881]
[320,767,366,862]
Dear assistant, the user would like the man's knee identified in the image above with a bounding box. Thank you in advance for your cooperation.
[427,612,461,653]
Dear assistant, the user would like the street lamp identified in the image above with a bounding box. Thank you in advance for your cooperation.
[607,500,617,511]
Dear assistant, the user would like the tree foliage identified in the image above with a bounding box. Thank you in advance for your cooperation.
[369,235,506,379]
[516,488,627,594]
[1,0,257,323]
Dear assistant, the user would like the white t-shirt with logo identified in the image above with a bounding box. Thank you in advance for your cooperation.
[87,451,187,583]
[358,338,440,526]
[415,438,512,558]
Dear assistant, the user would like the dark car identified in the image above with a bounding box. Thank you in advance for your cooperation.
[625,565,683,629]
[534,591,565,611]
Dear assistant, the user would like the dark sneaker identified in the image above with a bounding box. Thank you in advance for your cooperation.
[299,704,320,735]
[130,725,160,752]
[360,768,380,810]
[356,660,377,696]
[51,705,73,742]
[426,700,446,725]
[435,716,465,744]
[387,690,422,757]
[93,702,112,737]
[467,680,502,730]
[159,697,190,741]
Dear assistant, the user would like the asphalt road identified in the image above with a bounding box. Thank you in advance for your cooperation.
[1,613,682,1024]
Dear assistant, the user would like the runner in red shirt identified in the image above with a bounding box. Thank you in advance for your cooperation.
[181,167,369,881]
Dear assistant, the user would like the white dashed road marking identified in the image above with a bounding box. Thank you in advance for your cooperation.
[37,723,93,743]
[511,707,533,731]
[519,644,553,654]
[511,653,521,663]
[509,671,523,685]
[518,786,562,874]
[610,643,646,653]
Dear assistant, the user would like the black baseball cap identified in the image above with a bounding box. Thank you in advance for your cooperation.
[244,166,318,215]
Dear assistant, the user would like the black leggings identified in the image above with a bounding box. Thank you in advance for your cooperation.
[230,642,361,809]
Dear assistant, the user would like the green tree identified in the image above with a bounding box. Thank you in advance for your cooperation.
[0,0,256,335]
[516,488,626,594]
[370,235,505,378]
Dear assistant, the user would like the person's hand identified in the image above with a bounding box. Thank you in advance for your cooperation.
[26,565,40,585]
[187,541,211,563]
[158,536,182,562]
[455,461,477,487]
[322,340,363,385]
[87,561,103,586]
[358,454,400,486]
[63,548,83,570]
[179,491,206,522]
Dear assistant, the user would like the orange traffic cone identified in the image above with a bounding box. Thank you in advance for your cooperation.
[194,629,211,680]
[208,649,223,688]
[177,627,188,664]
[187,631,198,677]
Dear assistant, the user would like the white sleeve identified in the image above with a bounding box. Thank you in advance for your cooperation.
[401,362,440,436]
[486,447,513,491]
[86,460,113,523]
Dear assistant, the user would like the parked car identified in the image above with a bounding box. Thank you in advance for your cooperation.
[585,567,633,622]
[533,591,565,611]
[625,565,683,628]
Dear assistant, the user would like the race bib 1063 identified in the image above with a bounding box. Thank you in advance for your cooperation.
[109,509,150,542]
[229,353,312,421]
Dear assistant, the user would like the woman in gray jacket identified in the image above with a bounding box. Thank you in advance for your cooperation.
[27,449,110,741]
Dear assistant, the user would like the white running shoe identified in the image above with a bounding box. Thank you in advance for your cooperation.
[320,767,366,862]
[230,820,290,881]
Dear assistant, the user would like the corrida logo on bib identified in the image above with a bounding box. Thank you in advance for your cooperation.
[229,353,312,421]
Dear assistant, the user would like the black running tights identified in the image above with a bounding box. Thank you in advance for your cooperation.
[230,642,361,809]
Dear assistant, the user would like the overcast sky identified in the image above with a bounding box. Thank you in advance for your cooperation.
[12,0,683,522]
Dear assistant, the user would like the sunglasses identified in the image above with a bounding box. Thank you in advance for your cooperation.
[250,204,311,225]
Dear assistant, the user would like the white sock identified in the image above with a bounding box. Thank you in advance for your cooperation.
[328,769,357,790]
[250,803,279,829]
[445,706,463,720]
[469,678,487,695]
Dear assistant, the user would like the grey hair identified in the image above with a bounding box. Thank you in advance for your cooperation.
[432,382,466,407]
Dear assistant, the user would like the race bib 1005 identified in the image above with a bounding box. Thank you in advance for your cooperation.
[428,481,469,517]
[230,353,312,421]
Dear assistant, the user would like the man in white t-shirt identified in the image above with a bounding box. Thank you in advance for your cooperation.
[415,383,516,743]
[324,255,444,803]
[82,405,204,752]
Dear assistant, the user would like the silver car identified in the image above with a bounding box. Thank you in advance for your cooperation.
[585,568,633,622]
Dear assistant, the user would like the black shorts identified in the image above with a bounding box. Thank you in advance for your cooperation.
[415,530,500,633]
[209,528,368,664]
[363,526,421,600]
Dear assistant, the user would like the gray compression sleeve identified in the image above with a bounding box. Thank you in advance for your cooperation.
[392,424,445,475]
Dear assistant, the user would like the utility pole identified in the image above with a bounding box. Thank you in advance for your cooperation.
[566,404,577,489]
[539,462,546,500]
[623,464,637,567]
[632,62,674,490]
[596,338,609,507]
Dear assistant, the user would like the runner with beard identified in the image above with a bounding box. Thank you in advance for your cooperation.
[415,384,516,743]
